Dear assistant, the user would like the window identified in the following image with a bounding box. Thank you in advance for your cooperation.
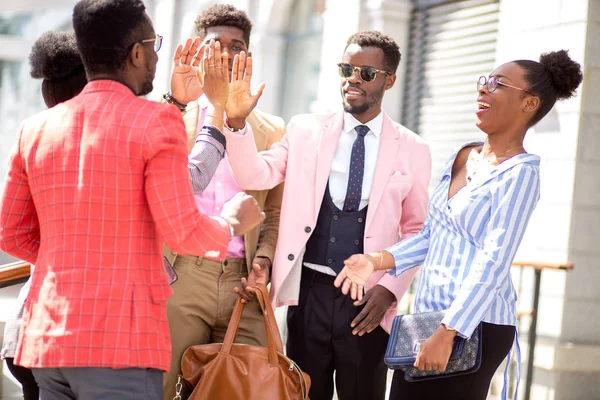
[402,0,501,180]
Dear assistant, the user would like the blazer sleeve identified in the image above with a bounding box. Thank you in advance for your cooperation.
[143,105,229,259]
[0,123,40,264]
[254,119,286,262]
[224,118,294,191]
[375,139,432,301]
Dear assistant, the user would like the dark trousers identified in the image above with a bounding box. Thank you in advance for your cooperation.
[31,367,162,400]
[5,358,39,400]
[389,322,516,400]
[286,268,389,400]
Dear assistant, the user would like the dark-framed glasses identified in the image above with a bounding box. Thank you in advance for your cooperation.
[477,75,536,96]
[337,62,391,83]
[139,34,163,52]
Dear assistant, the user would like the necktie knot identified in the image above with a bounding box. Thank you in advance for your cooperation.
[355,125,369,138]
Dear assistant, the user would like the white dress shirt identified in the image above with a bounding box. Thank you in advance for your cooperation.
[304,111,383,275]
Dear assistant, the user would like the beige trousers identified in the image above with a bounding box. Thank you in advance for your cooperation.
[163,255,267,400]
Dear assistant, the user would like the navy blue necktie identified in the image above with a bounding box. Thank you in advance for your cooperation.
[343,125,370,212]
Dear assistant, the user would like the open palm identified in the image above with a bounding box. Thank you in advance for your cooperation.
[226,52,265,120]
[334,254,375,301]
[170,37,205,104]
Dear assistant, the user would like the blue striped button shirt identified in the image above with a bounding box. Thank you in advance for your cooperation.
[386,142,541,338]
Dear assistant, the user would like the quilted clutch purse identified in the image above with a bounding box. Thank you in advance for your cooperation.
[384,310,482,381]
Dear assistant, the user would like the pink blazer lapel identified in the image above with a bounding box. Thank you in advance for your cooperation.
[313,112,344,217]
[366,112,401,231]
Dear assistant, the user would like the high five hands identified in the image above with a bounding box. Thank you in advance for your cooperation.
[169,37,265,119]
[170,37,205,104]
[226,52,266,129]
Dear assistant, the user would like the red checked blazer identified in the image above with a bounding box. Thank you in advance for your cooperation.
[0,80,229,371]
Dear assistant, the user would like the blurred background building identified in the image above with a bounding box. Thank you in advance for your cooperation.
[0,0,598,398]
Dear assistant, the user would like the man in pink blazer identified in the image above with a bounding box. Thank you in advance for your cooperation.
[228,31,431,400]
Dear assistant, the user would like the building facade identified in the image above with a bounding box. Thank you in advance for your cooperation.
[0,0,598,398]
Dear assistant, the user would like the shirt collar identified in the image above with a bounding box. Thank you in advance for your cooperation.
[83,79,136,96]
[442,141,541,179]
[342,110,383,137]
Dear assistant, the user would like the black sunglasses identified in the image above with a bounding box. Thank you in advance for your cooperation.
[337,62,392,83]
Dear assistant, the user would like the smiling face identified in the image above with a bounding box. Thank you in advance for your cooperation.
[339,44,395,123]
[476,62,539,136]
[202,26,248,80]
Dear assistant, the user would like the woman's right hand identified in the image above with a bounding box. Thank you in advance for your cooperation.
[200,40,229,110]
[334,254,375,301]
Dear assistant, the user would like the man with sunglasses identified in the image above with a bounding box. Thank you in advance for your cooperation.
[0,0,265,398]
[226,31,432,400]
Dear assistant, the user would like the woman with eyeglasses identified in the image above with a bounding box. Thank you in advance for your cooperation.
[333,50,582,399]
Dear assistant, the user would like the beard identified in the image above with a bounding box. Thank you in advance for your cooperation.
[341,82,385,116]
[138,59,155,97]
[343,101,370,115]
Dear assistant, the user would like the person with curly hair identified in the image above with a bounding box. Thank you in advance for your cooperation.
[0,0,265,398]
[0,30,87,400]
[334,50,583,400]
[224,30,432,400]
[162,4,285,399]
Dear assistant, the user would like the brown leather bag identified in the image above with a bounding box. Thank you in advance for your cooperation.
[180,284,311,399]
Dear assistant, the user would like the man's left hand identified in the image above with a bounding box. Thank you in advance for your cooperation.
[234,256,271,303]
[350,285,395,336]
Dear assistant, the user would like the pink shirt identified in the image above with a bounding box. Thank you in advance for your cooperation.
[194,99,246,259]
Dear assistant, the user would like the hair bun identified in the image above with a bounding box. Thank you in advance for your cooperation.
[539,50,583,100]
[29,31,83,80]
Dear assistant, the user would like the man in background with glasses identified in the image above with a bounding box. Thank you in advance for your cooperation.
[0,0,265,398]
[226,31,432,400]
[160,5,285,399]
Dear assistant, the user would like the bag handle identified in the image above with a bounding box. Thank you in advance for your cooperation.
[220,284,282,367]
[253,284,284,352]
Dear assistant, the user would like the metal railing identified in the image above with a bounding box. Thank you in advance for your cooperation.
[0,261,30,289]
[0,259,574,399]
[511,261,574,400]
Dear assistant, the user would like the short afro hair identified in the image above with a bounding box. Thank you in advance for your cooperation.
[194,4,252,47]
[30,31,82,80]
[29,31,87,108]
[73,0,149,75]
[345,31,401,74]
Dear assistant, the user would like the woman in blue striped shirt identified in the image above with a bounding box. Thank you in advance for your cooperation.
[334,50,582,399]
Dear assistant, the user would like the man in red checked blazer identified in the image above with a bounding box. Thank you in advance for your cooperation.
[0,0,263,398]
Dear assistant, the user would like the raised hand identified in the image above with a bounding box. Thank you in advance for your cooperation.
[333,254,375,301]
[170,37,205,104]
[226,52,266,126]
[201,40,230,110]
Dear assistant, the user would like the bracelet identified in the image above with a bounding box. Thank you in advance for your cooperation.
[206,113,224,123]
[162,92,187,112]
[378,251,384,269]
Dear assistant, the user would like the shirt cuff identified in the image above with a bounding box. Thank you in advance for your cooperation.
[225,123,248,136]
[198,125,226,149]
